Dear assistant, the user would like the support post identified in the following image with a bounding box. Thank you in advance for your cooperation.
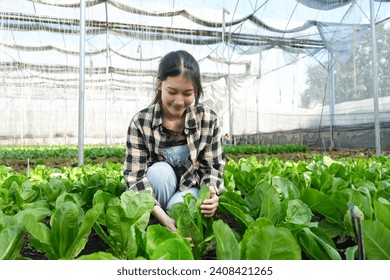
[369,0,381,155]
[78,0,86,165]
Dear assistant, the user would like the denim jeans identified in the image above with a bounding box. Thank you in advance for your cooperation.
[146,145,199,211]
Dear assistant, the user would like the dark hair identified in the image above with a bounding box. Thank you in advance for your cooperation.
[152,50,203,105]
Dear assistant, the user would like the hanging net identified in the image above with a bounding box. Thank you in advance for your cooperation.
[1,0,390,150]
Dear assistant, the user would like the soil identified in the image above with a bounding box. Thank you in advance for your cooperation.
[3,149,379,260]
[3,149,377,174]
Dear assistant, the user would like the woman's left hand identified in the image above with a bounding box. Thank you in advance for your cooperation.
[200,185,219,217]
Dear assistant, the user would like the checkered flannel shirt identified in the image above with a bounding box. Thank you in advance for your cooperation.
[123,103,225,195]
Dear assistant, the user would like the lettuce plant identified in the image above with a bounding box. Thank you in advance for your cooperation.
[92,189,155,259]
[145,224,193,260]
[0,213,24,259]
[169,185,215,260]
[22,192,104,259]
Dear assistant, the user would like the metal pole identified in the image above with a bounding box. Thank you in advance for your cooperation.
[227,64,233,144]
[222,8,229,43]
[369,0,381,156]
[78,0,86,165]
[20,86,24,145]
[137,44,142,111]
[104,1,109,149]
[328,51,335,150]
[222,8,233,144]
[257,52,262,144]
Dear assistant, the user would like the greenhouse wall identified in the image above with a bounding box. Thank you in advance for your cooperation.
[235,124,390,152]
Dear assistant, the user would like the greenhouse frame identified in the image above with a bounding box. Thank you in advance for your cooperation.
[3,0,390,266]
[1,0,390,155]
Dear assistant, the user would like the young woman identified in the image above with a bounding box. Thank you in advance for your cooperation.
[123,50,225,232]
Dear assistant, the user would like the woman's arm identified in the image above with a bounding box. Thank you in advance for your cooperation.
[152,205,177,232]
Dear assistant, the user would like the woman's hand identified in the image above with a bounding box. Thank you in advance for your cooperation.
[152,205,177,232]
[200,185,219,217]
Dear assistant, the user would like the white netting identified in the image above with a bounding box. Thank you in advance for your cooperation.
[1,0,390,148]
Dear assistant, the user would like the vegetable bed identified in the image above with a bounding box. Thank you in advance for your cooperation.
[1,146,389,260]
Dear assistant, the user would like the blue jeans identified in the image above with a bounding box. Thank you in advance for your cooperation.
[146,145,199,211]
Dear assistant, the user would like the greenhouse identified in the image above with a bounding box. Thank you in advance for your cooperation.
[1,0,390,264]
[1,0,390,153]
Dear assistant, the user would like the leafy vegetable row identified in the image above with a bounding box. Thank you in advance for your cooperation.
[0,143,310,160]
[0,145,125,159]
[1,154,390,260]
[220,155,390,260]
[223,144,309,155]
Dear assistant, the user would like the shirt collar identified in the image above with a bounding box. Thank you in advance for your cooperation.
[152,103,199,130]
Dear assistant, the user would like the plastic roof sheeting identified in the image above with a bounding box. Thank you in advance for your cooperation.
[297,0,390,10]
[1,0,390,145]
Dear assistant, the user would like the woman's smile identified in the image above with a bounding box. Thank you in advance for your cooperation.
[160,75,195,119]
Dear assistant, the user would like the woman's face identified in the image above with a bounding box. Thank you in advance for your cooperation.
[159,75,195,119]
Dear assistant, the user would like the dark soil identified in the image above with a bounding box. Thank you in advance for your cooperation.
[4,149,377,174]
[2,156,124,173]
[225,148,377,163]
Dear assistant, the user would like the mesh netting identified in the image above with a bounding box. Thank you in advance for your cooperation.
[1,0,389,149]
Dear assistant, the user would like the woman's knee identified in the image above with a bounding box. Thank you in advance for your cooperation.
[166,187,199,211]
[147,162,177,188]
[147,162,177,208]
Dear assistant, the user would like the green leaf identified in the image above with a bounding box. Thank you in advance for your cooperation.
[297,227,341,260]
[282,199,312,225]
[23,216,55,259]
[126,224,145,260]
[69,200,105,258]
[247,225,301,260]
[338,187,373,220]
[176,215,203,247]
[272,176,300,199]
[240,218,301,260]
[146,224,193,260]
[150,238,193,260]
[146,224,177,257]
[343,205,364,237]
[121,190,154,222]
[105,205,132,257]
[246,183,281,224]
[212,219,240,260]
[10,207,51,225]
[373,200,390,230]
[363,220,390,260]
[50,195,83,259]
[300,188,346,226]
[219,191,254,230]
[219,202,254,231]
[0,224,24,260]
[240,217,272,258]
[195,185,211,210]
[76,252,118,260]
[169,186,214,259]
[345,245,358,260]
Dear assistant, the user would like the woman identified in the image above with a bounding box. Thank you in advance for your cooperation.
[123,50,225,232]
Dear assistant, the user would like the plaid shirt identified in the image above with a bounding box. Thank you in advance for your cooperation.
[123,103,225,195]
